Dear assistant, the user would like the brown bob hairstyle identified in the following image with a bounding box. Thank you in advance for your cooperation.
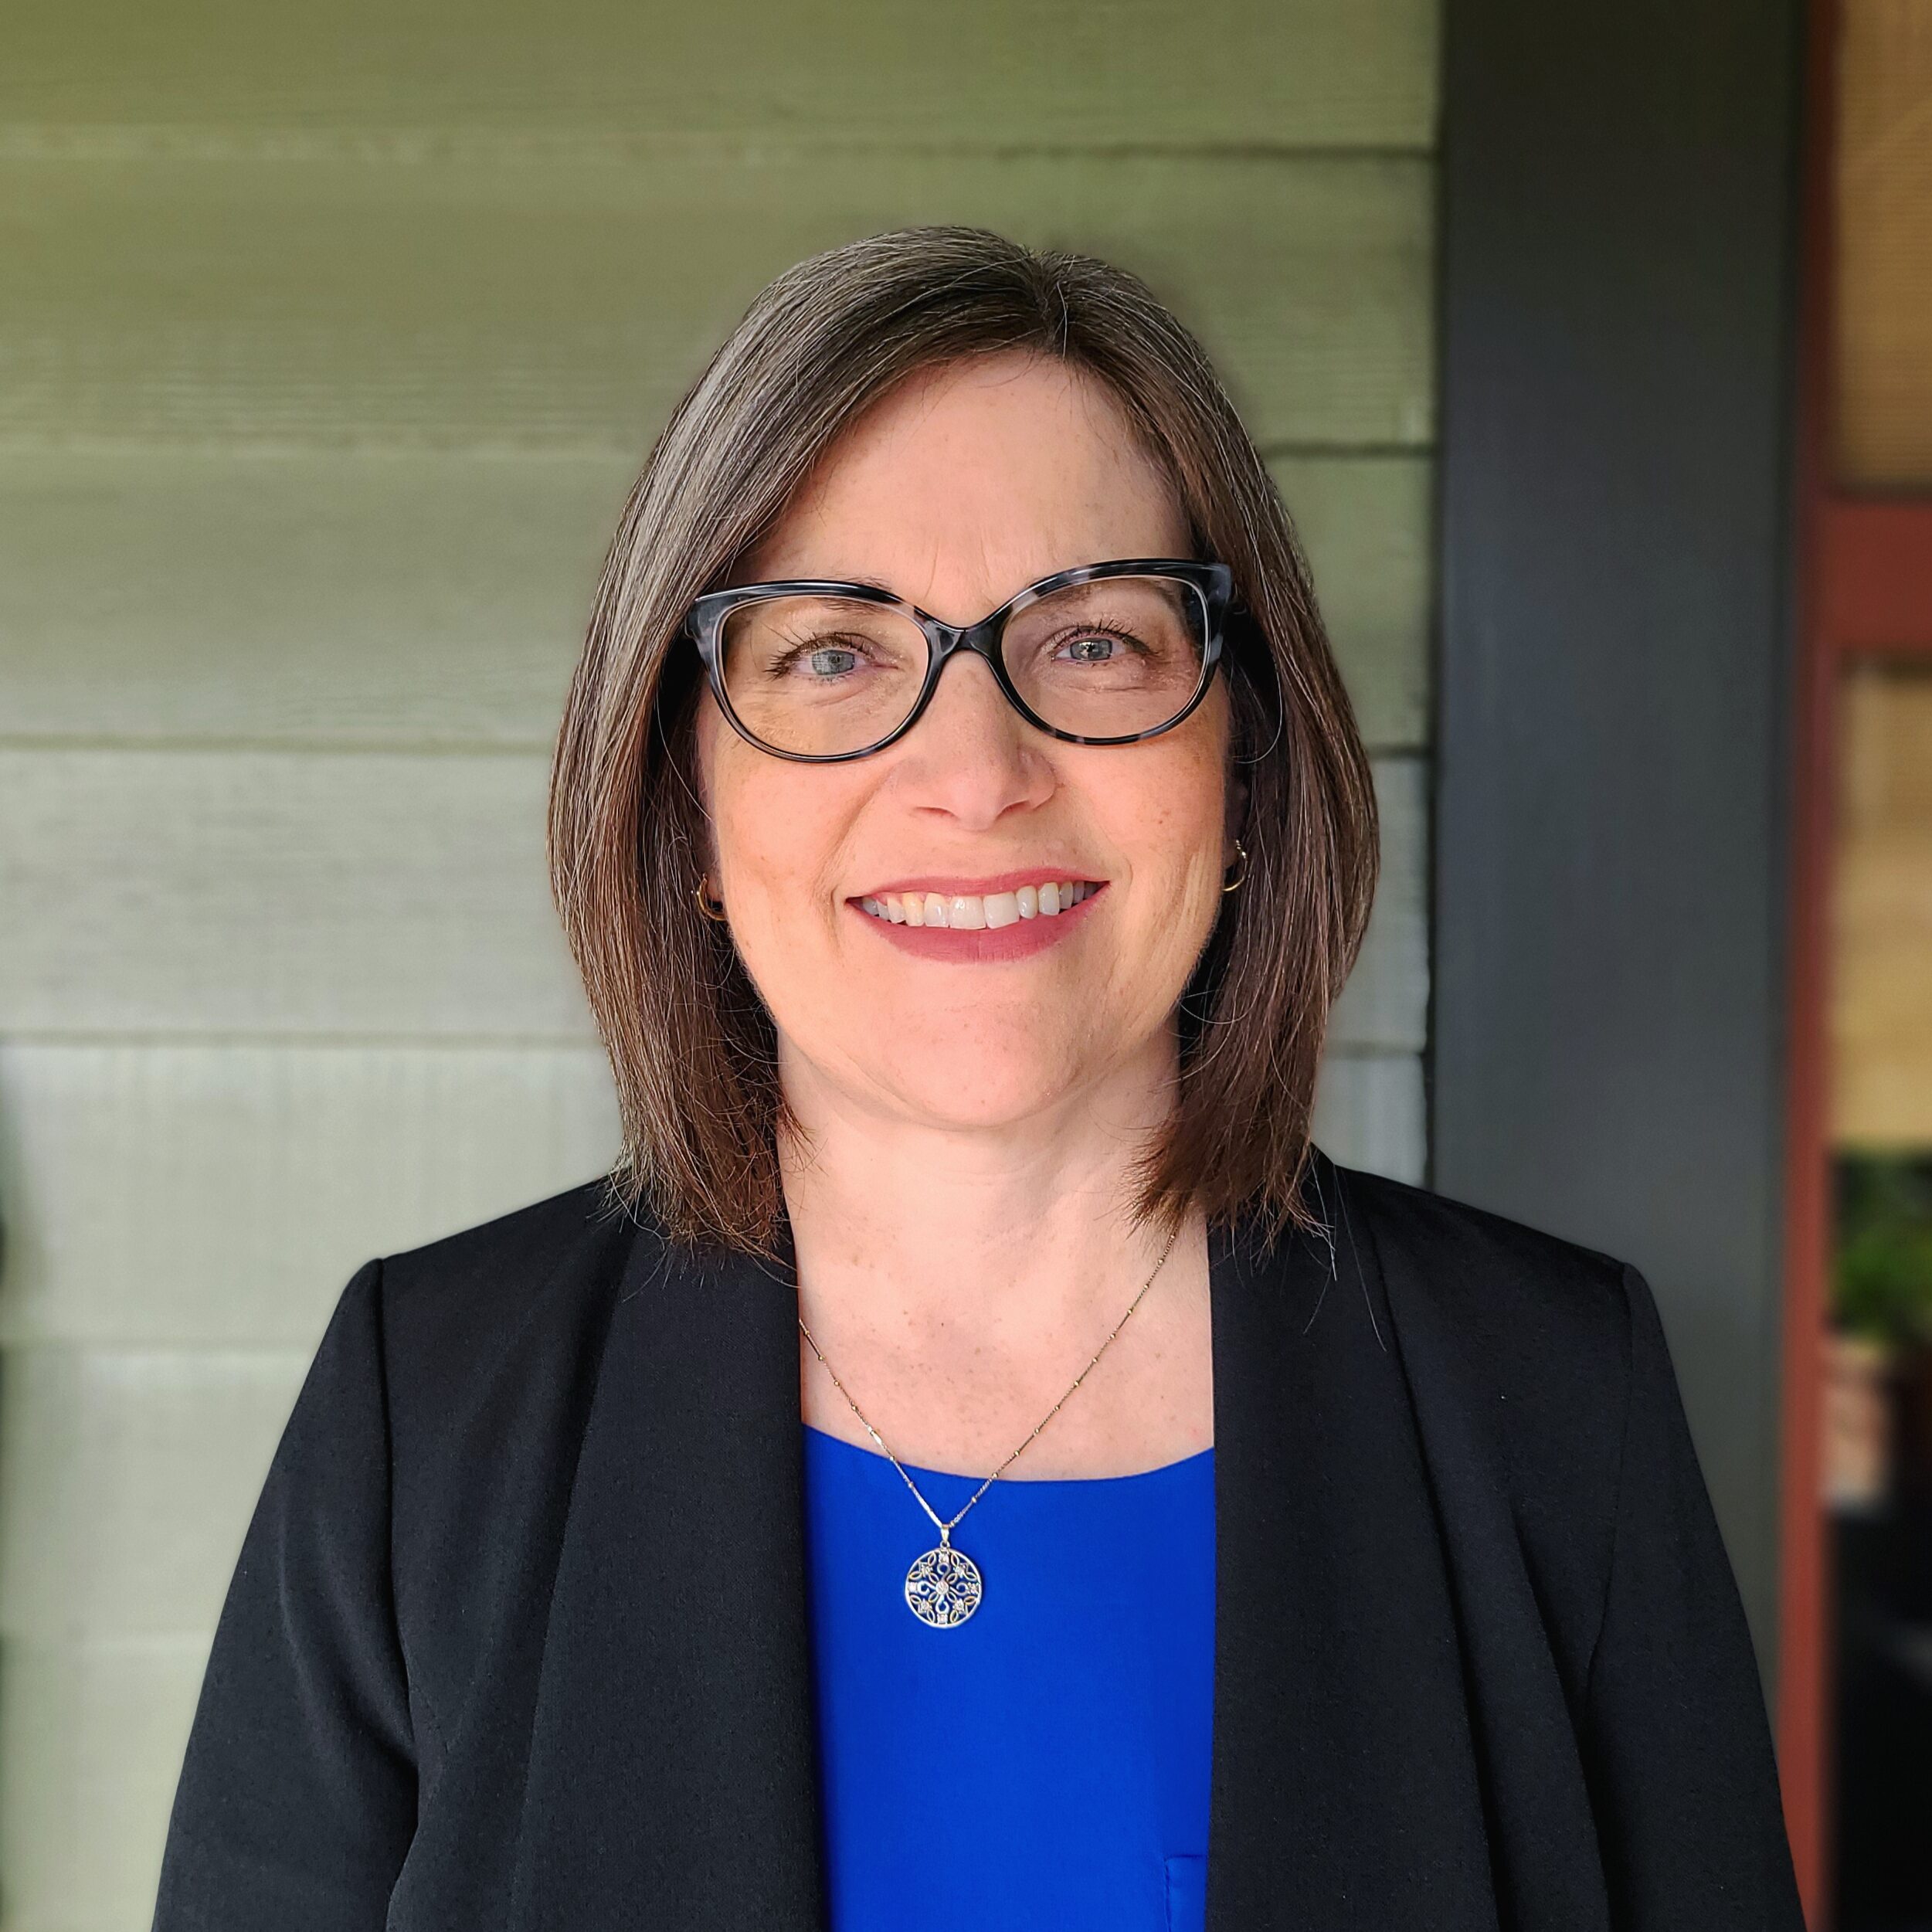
[548,225,1379,1260]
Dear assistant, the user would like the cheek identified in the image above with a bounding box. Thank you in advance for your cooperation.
[698,701,814,893]
[1065,738,1230,1021]
[715,780,839,922]
[1109,726,1230,898]
[700,728,863,980]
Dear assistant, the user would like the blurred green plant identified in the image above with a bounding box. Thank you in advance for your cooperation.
[1834,1153,1932,1347]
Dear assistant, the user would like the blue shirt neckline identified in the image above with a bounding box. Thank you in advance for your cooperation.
[802,1418,1214,1488]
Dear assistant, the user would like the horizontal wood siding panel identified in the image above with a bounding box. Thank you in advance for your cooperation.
[1273,453,1435,752]
[0,450,1430,755]
[1312,1050,1426,1184]
[1328,753,1429,1053]
[0,1346,307,1642]
[0,748,1424,1045]
[0,747,583,1037]
[0,448,616,752]
[1,0,1437,150]
[0,1633,207,1927]
[0,1041,620,1346]
[1,151,1432,452]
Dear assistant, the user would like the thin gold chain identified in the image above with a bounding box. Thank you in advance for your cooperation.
[795,1220,1184,1543]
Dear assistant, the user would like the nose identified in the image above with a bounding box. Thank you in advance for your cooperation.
[890,646,1054,826]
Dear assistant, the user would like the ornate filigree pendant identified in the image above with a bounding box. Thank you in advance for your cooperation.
[904,1530,983,1628]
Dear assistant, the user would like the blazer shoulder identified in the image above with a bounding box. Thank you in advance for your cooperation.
[1323,1152,1633,1302]
[379,1171,634,1285]
[1313,1151,1642,1404]
[370,1173,665,1421]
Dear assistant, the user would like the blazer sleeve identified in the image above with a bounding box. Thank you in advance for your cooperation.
[1580,1261,1806,1930]
[151,1257,416,1928]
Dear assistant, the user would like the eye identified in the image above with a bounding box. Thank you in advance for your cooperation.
[1057,631,1126,664]
[805,645,861,678]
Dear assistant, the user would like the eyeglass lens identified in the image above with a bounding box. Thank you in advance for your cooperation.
[716,574,1210,757]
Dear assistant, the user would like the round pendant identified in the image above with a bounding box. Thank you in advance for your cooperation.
[904,1541,983,1627]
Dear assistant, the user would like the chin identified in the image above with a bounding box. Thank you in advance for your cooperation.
[780,997,1179,1133]
[851,1044,1106,1133]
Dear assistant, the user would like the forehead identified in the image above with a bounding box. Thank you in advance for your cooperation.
[739,352,1191,610]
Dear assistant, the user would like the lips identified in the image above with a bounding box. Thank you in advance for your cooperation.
[856,879,1100,930]
[845,875,1107,963]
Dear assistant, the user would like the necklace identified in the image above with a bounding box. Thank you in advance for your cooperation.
[796,1221,1183,1629]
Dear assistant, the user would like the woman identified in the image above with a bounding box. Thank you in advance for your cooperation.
[152,227,1805,1930]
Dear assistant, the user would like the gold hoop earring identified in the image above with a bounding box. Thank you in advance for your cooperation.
[1221,839,1248,894]
[694,876,729,923]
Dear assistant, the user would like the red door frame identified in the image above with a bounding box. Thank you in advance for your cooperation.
[1781,0,1932,1919]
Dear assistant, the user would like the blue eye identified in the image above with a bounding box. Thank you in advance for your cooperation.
[806,647,861,677]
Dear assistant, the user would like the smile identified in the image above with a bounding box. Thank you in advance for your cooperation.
[844,874,1107,963]
[856,879,1101,929]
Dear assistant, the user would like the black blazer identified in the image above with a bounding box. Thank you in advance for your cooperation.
[151,1145,1805,1930]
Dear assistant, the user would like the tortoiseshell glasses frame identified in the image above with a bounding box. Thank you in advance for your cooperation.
[681,557,1238,764]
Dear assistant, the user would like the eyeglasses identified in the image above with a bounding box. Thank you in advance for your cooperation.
[681,557,1234,762]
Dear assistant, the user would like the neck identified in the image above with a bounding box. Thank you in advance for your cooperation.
[775,1031,1217,1475]
[776,1029,1193,1346]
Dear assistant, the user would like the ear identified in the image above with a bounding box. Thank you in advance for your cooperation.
[1224,765,1250,868]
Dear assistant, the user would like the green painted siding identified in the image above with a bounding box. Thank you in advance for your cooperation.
[0,4,1440,1921]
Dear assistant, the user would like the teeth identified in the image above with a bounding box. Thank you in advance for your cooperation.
[856,880,1096,929]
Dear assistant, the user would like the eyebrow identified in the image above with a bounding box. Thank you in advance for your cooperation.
[779,569,1072,599]
[755,564,1129,607]
[744,569,899,595]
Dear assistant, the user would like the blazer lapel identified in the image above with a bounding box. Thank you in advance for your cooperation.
[506,1217,830,1930]
[1205,1151,1500,1930]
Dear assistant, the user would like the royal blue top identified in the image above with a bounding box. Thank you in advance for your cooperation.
[800,1421,1217,1932]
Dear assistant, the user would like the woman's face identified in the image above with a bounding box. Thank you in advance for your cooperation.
[692,350,1236,1135]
